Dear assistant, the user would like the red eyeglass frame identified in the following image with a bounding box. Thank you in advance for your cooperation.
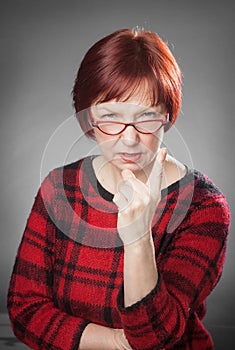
[91,114,169,135]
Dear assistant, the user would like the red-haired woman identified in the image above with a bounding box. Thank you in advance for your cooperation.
[8,28,230,350]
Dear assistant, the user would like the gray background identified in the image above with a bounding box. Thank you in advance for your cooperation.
[1,0,234,349]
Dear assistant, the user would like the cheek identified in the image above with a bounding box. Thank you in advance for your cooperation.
[94,130,109,144]
[143,132,163,152]
[95,131,117,152]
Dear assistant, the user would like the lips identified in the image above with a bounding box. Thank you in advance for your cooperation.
[119,152,142,163]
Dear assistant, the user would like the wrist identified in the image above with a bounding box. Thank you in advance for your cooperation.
[113,329,122,350]
[79,324,120,350]
[112,329,131,350]
[124,230,153,252]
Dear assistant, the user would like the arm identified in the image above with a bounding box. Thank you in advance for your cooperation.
[113,154,230,349]
[7,172,132,350]
[117,203,229,350]
[113,149,166,307]
[79,324,132,350]
[7,173,89,349]
[123,232,157,307]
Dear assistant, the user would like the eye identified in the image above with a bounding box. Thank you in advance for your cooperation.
[138,112,157,120]
[100,114,117,121]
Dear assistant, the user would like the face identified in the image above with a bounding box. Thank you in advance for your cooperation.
[90,98,167,177]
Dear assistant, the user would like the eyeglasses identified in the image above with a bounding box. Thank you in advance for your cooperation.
[91,115,168,136]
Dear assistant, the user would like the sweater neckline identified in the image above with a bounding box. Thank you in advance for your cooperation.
[84,155,193,202]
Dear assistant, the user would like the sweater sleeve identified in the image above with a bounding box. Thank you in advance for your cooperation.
[7,172,89,350]
[116,190,230,350]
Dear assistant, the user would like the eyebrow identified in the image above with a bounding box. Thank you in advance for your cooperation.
[94,106,117,113]
[94,105,156,114]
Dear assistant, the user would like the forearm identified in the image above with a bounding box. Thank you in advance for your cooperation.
[8,293,89,350]
[79,323,115,349]
[123,232,158,307]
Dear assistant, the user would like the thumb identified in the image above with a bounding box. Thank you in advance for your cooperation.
[113,170,135,209]
[121,169,136,180]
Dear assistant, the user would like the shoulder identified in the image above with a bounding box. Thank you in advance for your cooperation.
[38,156,96,202]
[46,156,94,185]
[188,168,230,227]
[192,169,228,203]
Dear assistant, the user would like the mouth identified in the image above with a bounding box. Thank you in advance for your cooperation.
[119,152,142,163]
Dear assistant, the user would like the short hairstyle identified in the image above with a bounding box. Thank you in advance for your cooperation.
[72,27,182,138]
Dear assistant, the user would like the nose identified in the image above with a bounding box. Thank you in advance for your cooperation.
[121,125,140,146]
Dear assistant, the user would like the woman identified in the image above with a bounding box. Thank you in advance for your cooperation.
[7,28,230,350]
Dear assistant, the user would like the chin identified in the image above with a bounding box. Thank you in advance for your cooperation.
[113,158,151,175]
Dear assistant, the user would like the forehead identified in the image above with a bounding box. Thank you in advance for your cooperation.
[91,100,166,116]
[92,101,149,113]
[91,80,166,115]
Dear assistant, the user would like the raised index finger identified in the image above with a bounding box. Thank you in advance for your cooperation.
[148,148,167,196]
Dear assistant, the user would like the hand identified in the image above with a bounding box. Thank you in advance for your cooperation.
[113,148,167,245]
[113,329,132,350]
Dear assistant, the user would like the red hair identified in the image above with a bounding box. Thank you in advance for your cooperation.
[72,28,182,138]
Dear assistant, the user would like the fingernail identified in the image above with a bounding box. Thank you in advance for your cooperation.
[162,147,167,158]
[158,148,167,163]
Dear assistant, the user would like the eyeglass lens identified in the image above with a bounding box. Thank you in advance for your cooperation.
[97,120,164,134]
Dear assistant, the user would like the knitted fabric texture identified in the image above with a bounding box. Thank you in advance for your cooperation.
[7,156,230,350]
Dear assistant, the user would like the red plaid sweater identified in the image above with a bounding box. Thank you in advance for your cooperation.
[8,156,230,350]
